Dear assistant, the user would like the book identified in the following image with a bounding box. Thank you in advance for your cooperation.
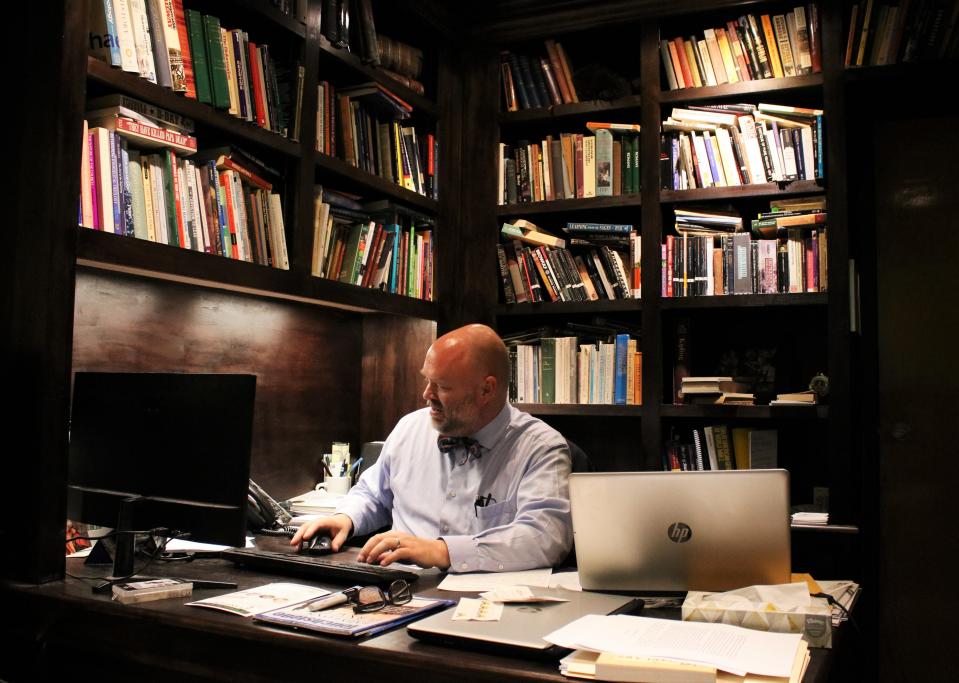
[85,115,197,155]
[254,593,453,637]
[112,577,193,604]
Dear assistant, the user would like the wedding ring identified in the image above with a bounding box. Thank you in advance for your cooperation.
[392,537,401,550]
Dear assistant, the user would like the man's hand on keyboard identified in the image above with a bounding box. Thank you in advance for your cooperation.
[358,530,451,570]
[291,514,353,552]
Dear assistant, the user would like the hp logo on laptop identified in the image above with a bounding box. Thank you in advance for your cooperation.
[667,522,692,543]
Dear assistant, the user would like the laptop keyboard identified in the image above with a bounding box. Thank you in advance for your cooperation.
[221,547,419,586]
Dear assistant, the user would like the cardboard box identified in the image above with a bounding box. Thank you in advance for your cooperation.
[682,590,832,648]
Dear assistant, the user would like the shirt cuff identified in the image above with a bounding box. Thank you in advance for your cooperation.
[333,501,367,535]
[442,535,507,573]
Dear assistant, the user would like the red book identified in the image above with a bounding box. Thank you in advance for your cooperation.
[247,42,267,128]
[574,134,584,198]
[172,0,197,100]
[218,171,240,259]
[361,223,386,288]
[169,151,187,248]
[672,37,695,90]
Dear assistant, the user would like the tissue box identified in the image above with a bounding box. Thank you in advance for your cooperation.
[682,591,832,648]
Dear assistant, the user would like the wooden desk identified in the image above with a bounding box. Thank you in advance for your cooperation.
[1,554,834,682]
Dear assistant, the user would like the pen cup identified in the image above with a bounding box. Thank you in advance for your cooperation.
[316,476,351,495]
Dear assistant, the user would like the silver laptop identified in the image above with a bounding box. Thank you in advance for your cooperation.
[407,587,640,656]
[570,470,791,592]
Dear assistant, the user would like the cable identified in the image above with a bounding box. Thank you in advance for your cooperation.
[66,530,186,589]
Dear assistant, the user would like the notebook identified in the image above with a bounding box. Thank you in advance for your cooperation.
[570,470,792,593]
[407,587,641,657]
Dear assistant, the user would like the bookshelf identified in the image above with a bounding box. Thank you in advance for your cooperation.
[8,0,459,583]
[481,1,856,557]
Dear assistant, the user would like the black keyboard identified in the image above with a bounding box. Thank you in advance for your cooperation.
[221,548,419,586]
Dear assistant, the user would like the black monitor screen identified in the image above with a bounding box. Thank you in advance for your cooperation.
[67,372,256,548]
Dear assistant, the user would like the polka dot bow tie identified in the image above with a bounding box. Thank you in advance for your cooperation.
[437,436,482,463]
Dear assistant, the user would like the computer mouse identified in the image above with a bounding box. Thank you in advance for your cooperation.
[300,532,333,555]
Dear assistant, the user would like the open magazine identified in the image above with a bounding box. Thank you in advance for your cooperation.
[187,582,452,637]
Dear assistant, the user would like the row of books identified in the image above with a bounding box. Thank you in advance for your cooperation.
[500,39,580,111]
[498,222,640,303]
[316,81,437,199]
[89,0,300,139]
[498,123,641,205]
[319,0,426,94]
[661,5,821,92]
[663,104,824,191]
[844,0,959,67]
[664,426,777,472]
[663,229,826,297]
[310,191,433,300]
[509,334,642,406]
[79,118,289,268]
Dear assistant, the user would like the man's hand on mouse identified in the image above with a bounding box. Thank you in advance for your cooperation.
[357,530,451,570]
[291,513,353,552]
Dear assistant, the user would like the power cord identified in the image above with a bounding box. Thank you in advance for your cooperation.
[65,529,185,591]
[811,592,862,639]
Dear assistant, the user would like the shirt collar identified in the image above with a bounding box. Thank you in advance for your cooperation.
[470,402,511,452]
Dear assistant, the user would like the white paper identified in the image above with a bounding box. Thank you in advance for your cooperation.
[547,570,582,592]
[437,568,552,592]
[186,582,329,617]
[479,586,569,603]
[452,597,504,621]
[165,537,252,552]
[544,613,803,678]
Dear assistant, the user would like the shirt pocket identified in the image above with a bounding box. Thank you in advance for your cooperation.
[474,499,516,530]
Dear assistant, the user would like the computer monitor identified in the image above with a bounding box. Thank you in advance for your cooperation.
[67,372,256,577]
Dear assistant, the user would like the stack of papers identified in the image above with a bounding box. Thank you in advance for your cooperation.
[791,511,829,525]
[817,580,861,627]
[286,489,344,515]
[548,614,809,682]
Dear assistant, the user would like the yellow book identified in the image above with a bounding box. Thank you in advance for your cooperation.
[760,15,784,78]
[731,427,753,469]
[683,39,703,87]
[715,28,740,84]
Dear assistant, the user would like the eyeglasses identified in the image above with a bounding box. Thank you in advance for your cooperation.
[351,579,413,613]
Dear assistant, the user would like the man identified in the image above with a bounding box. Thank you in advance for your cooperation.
[292,324,573,572]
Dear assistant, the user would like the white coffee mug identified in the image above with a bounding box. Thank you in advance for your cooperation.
[316,476,351,495]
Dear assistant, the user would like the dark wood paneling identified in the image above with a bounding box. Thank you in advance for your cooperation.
[72,270,363,501]
[360,316,436,442]
[873,118,959,682]
[2,1,88,582]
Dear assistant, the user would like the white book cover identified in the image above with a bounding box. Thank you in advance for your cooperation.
[112,0,140,73]
[714,127,741,186]
[594,129,613,197]
[583,135,596,198]
[691,133,714,187]
[737,116,768,184]
[697,39,717,87]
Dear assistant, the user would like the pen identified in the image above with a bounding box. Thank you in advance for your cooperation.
[348,458,363,483]
[307,586,361,612]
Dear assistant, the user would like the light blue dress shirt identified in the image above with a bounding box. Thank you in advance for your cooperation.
[335,403,573,572]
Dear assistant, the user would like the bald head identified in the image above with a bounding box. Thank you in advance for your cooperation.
[421,324,510,436]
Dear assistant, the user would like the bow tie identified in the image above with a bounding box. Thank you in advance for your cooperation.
[437,436,482,462]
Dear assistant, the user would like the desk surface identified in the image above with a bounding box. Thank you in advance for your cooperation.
[1,546,833,683]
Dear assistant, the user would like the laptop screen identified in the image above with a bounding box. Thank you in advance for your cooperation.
[570,470,791,592]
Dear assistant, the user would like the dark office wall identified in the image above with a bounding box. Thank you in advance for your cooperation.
[869,117,959,682]
[72,269,363,501]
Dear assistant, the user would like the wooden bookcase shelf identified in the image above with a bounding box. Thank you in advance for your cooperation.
[514,403,643,417]
[87,57,302,159]
[497,94,643,124]
[661,293,827,309]
[496,298,641,316]
[660,180,824,204]
[660,73,824,104]
[76,229,438,319]
[660,404,829,420]
[316,35,439,118]
[497,194,641,216]
[484,2,847,525]
[314,153,439,214]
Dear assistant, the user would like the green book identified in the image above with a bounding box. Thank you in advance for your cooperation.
[202,14,231,110]
[540,337,556,404]
[161,150,180,247]
[126,149,148,240]
[186,10,212,105]
[338,223,364,284]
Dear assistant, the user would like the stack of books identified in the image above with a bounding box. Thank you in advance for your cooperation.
[770,390,817,406]
[679,377,754,405]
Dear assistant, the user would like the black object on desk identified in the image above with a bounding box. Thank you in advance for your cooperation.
[221,547,419,586]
